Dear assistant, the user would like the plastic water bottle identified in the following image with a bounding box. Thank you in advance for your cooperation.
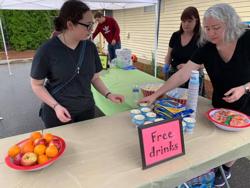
[186,70,199,118]
[132,85,140,107]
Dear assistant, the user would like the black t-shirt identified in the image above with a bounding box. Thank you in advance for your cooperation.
[31,37,103,114]
[169,31,199,68]
[191,30,250,115]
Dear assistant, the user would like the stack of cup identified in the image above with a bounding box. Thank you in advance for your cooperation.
[130,109,141,118]
[138,103,149,109]
[130,108,146,127]
[145,112,156,122]
[183,117,196,133]
[130,106,157,127]
[140,107,151,115]
[182,121,187,133]
[186,70,199,119]
[132,114,145,126]
[154,118,164,122]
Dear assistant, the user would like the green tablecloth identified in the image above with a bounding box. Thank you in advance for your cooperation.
[92,68,163,116]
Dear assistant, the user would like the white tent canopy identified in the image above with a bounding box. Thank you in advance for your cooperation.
[0,0,160,76]
[0,0,157,10]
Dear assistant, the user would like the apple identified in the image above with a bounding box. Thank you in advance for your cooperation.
[34,138,47,146]
[13,153,24,166]
[49,138,61,150]
[21,152,37,166]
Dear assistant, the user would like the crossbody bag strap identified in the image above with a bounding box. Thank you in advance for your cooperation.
[51,40,87,96]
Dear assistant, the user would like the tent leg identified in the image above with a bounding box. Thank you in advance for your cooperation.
[0,18,13,75]
[153,0,161,77]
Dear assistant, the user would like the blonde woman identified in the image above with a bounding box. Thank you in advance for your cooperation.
[141,4,250,187]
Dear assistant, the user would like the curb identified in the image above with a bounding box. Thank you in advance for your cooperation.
[0,58,33,65]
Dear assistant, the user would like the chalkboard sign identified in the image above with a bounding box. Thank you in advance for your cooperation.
[138,119,185,169]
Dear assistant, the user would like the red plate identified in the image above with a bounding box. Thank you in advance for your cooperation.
[5,136,66,171]
[206,108,250,131]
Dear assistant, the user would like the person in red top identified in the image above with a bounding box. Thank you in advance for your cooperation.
[92,12,121,61]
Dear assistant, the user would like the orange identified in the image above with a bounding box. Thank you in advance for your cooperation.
[30,131,42,141]
[38,154,49,164]
[43,133,53,143]
[8,145,21,157]
[46,145,58,158]
[34,144,46,155]
[23,138,33,146]
[21,143,34,154]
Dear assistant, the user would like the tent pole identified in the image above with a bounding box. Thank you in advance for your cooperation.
[0,18,12,75]
[153,0,161,77]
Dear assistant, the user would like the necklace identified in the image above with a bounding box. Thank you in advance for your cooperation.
[62,33,80,74]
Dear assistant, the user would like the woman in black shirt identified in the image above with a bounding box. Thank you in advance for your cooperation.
[141,4,250,187]
[31,0,124,128]
[164,7,202,89]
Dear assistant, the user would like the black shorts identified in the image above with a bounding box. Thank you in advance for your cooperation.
[39,103,95,128]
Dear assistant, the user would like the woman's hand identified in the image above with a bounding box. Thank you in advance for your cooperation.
[107,93,125,103]
[54,104,72,123]
[177,63,185,70]
[139,94,158,106]
[223,85,245,103]
[31,78,71,123]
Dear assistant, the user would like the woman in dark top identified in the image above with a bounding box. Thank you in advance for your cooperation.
[141,4,249,187]
[164,6,202,89]
[31,0,124,128]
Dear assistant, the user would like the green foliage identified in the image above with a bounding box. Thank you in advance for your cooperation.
[0,10,58,51]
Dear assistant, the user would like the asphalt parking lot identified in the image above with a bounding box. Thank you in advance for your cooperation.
[0,61,249,188]
[0,61,44,138]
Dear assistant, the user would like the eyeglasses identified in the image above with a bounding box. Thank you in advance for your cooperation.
[77,22,94,31]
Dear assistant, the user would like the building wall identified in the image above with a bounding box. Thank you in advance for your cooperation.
[113,0,250,65]
[113,7,156,63]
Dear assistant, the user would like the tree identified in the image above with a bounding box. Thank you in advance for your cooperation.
[0,10,58,51]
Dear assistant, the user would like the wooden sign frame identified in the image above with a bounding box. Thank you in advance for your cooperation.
[137,118,185,169]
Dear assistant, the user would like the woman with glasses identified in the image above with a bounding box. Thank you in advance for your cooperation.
[140,3,250,187]
[163,7,202,89]
[31,0,124,128]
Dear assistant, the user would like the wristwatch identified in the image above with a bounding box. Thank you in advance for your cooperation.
[244,83,250,93]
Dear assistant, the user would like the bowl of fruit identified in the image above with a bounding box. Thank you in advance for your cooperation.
[5,131,66,171]
[206,108,250,131]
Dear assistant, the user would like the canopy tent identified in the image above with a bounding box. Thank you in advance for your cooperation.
[0,0,157,10]
[0,0,160,76]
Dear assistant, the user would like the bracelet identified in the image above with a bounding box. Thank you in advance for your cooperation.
[105,92,111,98]
[53,103,59,109]
[244,83,250,94]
